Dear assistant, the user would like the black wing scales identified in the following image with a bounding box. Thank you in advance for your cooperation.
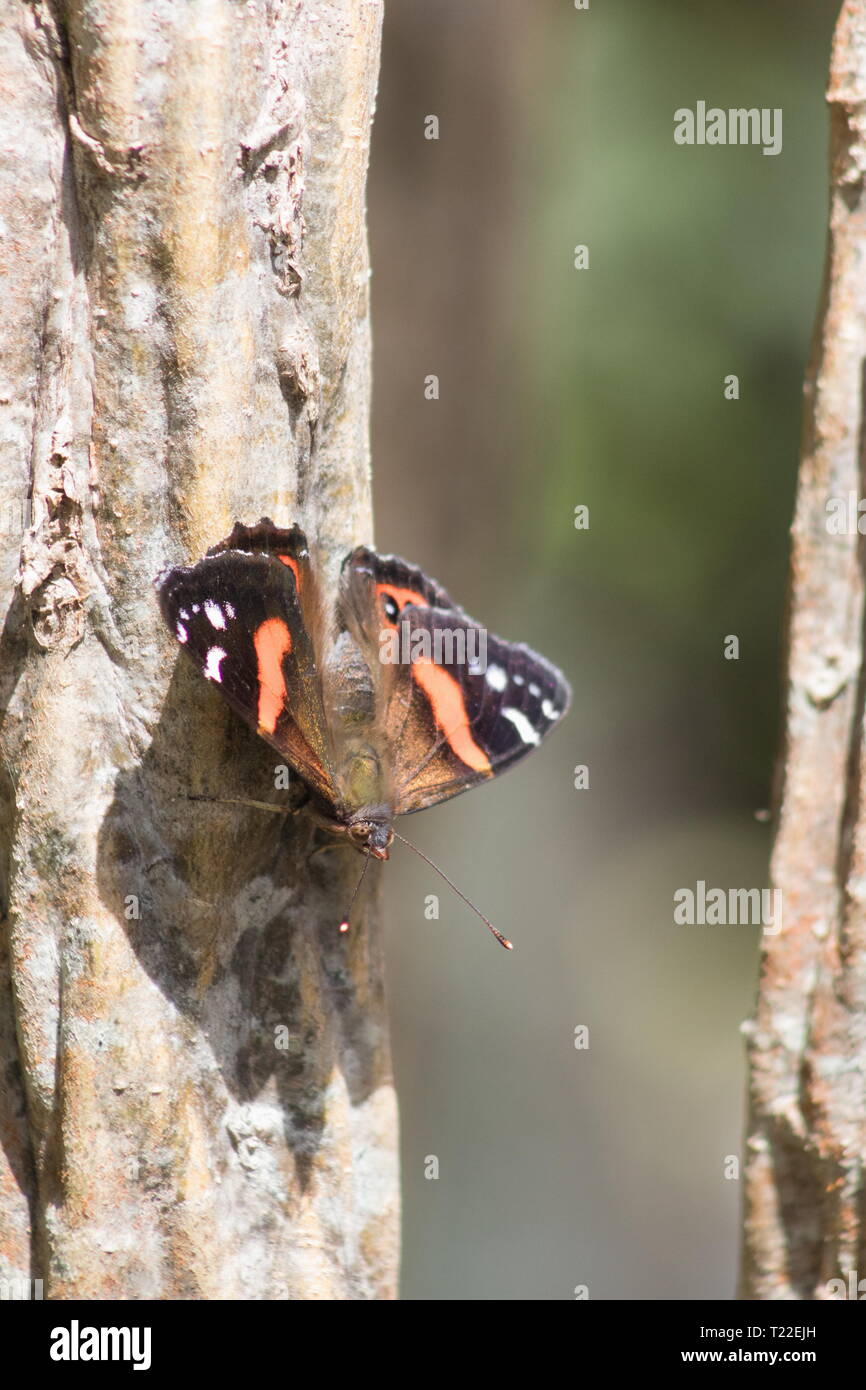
[155,523,336,805]
[339,547,572,815]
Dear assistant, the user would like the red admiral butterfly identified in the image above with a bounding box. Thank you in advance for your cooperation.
[155,520,571,943]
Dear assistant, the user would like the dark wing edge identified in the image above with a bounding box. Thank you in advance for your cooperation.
[205,518,309,562]
[394,616,572,814]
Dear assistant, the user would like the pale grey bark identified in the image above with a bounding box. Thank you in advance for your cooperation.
[740,0,866,1301]
[0,0,397,1300]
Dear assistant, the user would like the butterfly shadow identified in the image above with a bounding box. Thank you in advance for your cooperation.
[95,652,391,1193]
[0,590,40,1263]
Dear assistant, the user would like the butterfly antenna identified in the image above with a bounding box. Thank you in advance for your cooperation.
[339,851,372,935]
[392,832,513,951]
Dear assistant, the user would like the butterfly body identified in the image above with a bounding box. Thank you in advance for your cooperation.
[155,520,570,860]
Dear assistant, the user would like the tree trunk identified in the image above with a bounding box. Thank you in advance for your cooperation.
[0,0,397,1300]
[740,0,866,1301]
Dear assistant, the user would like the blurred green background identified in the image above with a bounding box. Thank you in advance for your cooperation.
[367,0,837,1300]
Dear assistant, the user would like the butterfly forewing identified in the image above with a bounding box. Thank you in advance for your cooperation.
[340,549,572,815]
[155,528,336,805]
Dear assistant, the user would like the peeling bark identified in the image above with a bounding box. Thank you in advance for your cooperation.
[740,0,866,1301]
[0,0,397,1300]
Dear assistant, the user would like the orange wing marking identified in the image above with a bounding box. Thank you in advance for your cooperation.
[411,656,491,774]
[254,617,293,734]
[277,554,301,589]
[376,582,430,624]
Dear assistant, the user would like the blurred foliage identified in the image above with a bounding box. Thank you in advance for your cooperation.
[369,0,839,1300]
[519,0,838,805]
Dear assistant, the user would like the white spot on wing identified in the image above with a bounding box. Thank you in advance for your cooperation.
[225,601,236,619]
[529,682,541,698]
[541,698,559,720]
[176,621,188,643]
[204,600,226,629]
[512,672,525,686]
[502,707,541,746]
[486,663,507,691]
[204,647,227,683]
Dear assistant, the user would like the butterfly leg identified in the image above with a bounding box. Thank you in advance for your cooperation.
[308,839,355,861]
[183,794,290,817]
[181,774,311,819]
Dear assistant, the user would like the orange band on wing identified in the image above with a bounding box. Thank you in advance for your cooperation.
[376,582,429,612]
[411,656,491,774]
[254,617,293,734]
[277,554,301,589]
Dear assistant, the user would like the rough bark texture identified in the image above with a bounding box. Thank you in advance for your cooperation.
[740,0,866,1301]
[0,0,397,1300]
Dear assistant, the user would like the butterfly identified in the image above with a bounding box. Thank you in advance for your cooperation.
[155,520,571,941]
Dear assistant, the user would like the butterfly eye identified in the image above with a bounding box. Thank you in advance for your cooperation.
[382,594,400,623]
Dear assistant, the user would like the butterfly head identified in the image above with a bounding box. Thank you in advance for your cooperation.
[347,814,394,861]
